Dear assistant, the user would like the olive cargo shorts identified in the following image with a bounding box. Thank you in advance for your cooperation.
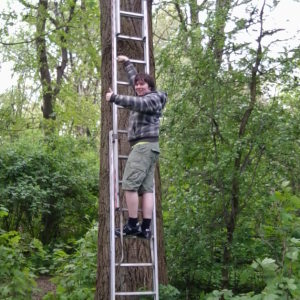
[122,142,160,194]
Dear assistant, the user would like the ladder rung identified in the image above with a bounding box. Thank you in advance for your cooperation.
[118,155,128,159]
[115,291,156,296]
[117,130,128,134]
[120,10,144,19]
[116,262,153,267]
[130,59,146,64]
[115,59,145,65]
[119,208,143,212]
[117,34,145,42]
[117,80,130,86]
[115,235,153,241]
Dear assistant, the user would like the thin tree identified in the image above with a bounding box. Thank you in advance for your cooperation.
[36,0,77,119]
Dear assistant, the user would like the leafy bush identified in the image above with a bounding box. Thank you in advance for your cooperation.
[0,134,99,245]
[45,223,98,300]
[159,284,181,299]
[139,284,180,300]
[206,238,300,299]
[0,206,36,299]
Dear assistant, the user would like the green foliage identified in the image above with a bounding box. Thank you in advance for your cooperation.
[0,1,299,299]
[159,284,181,300]
[206,239,300,299]
[0,86,34,138]
[23,237,53,275]
[155,0,300,298]
[0,133,99,244]
[0,0,101,136]
[139,284,180,300]
[0,206,36,299]
[45,223,98,300]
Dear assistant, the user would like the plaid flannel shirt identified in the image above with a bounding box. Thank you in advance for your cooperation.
[110,61,167,144]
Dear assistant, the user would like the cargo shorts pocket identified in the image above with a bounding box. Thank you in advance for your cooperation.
[150,145,160,164]
[122,161,147,191]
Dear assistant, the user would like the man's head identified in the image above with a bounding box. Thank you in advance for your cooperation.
[134,73,155,96]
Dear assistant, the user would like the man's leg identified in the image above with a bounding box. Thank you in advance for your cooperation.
[125,190,139,218]
[139,192,153,238]
[121,145,143,232]
[125,191,153,227]
[142,192,154,219]
[125,190,139,228]
[138,145,159,239]
[115,190,140,237]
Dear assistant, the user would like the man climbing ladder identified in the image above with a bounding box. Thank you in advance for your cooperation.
[106,55,167,239]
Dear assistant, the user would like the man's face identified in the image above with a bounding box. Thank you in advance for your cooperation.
[135,80,151,96]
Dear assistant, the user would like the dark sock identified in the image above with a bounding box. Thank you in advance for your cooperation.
[128,217,138,228]
[142,218,151,231]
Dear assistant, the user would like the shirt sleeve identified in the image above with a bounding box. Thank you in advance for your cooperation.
[124,60,137,88]
[112,93,162,114]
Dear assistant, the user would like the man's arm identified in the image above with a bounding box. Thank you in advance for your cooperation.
[111,93,162,114]
[124,61,137,88]
[117,55,137,88]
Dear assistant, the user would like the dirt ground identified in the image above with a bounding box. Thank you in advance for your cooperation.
[32,276,56,300]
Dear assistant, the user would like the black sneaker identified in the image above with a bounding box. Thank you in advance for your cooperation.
[137,228,151,240]
[115,222,141,238]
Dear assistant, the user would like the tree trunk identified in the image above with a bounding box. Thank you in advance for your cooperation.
[209,0,231,67]
[36,0,54,119]
[188,0,199,26]
[36,0,76,119]
[96,1,167,299]
[40,200,60,244]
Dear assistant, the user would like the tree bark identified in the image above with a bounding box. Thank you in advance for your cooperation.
[36,0,53,119]
[189,0,199,26]
[96,1,167,299]
[36,0,76,119]
[209,0,231,67]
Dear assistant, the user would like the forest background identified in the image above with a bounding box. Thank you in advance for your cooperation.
[0,0,299,299]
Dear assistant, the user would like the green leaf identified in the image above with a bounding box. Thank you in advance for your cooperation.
[286,249,299,261]
[0,210,8,218]
[290,238,300,245]
[281,180,290,188]
[263,294,279,300]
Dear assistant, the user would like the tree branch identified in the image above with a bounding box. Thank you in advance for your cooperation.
[0,26,66,46]
[54,0,77,95]
[239,0,266,137]
[174,1,188,32]
[18,0,38,9]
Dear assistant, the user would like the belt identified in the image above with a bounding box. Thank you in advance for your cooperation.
[133,141,149,148]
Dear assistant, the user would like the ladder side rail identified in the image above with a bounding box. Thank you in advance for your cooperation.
[116,0,120,36]
[152,179,159,299]
[143,1,157,297]
[118,198,125,265]
[142,0,150,74]
[112,112,119,210]
[112,0,120,209]
[109,130,116,300]
[112,0,118,99]
[111,0,119,298]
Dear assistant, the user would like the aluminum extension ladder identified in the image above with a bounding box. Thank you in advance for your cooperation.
[109,0,159,299]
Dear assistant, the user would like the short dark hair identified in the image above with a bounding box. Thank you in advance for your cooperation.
[134,73,155,91]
